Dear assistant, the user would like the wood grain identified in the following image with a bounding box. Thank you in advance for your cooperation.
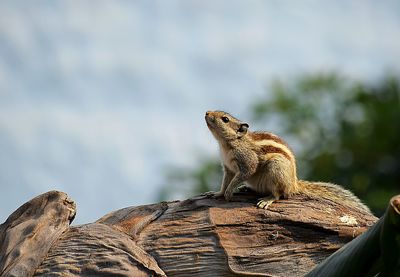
[1,191,377,277]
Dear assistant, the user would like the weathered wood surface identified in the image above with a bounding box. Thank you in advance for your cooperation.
[306,195,400,277]
[1,191,377,277]
[0,191,76,277]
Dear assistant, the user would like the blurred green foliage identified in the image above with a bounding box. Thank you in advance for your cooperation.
[160,72,400,215]
[158,157,222,202]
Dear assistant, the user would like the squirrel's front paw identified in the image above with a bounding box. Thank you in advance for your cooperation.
[212,191,224,198]
[202,191,215,197]
[224,190,233,201]
[202,191,224,198]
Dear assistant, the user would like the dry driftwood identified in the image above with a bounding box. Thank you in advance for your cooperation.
[0,191,76,277]
[306,194,400,277]
[0,190,377,277]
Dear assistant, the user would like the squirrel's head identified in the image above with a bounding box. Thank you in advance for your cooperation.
[205,110,249,142]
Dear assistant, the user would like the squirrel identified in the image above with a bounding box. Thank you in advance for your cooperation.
[205,110,370,212]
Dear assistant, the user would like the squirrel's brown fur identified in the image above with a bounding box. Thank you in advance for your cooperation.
[205,110,370,212]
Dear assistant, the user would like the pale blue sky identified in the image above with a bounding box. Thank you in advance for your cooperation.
[1,1,399,224]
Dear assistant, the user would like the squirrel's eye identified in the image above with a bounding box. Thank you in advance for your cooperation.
[221,116,229,123]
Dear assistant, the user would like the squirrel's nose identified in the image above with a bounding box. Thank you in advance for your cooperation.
[205,111,210,116]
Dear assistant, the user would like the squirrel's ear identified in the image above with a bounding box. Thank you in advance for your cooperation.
[238,123,249,136]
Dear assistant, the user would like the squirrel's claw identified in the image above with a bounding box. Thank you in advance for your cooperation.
[257,197,276,209]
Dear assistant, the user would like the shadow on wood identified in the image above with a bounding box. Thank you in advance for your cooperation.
[0,190,378,276]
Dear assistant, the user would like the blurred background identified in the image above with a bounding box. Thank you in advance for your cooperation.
[0,1,399,224]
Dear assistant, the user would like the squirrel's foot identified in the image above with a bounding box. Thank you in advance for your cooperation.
[257,196,277,210]
[224,189,234,201]
[202,191,224,198]
[213,191,225,198]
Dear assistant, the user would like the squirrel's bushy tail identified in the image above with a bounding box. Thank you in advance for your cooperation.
[297,180,371,213]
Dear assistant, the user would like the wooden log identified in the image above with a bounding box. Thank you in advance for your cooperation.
[1,191,377,277]
[306,194,400,277]
[0,191,76,277]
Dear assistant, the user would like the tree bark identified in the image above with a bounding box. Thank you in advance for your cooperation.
[306,195,400,277]
[0,191,76,277]
[0,190,377,277]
